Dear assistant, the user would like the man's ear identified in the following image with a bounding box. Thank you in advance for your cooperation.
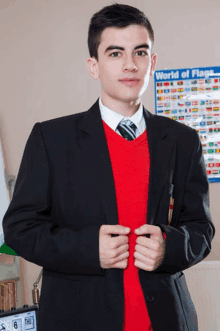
[150,52,157,76]
[86,57,99,80]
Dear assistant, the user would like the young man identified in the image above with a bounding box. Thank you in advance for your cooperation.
[3,3,215,331]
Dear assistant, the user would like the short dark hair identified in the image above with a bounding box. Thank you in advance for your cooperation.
[88,3,154,61]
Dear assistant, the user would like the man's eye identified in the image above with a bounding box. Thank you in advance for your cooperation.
[109,52,120,58]
[136,51,147,56]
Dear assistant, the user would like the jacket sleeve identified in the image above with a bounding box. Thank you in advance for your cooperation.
[2,123,105,276]
[154,129,215,274]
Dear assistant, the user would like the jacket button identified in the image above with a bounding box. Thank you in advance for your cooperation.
[147,295,155,303]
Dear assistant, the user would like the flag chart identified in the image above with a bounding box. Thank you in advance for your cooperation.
[154,66,220,183]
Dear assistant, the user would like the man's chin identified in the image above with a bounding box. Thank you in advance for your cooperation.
[102,90,142,104]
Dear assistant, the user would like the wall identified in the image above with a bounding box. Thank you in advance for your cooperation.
[0,0,219,306]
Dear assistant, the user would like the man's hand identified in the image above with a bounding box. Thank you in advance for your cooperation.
[133,225,165,271]
[99,225,130,269]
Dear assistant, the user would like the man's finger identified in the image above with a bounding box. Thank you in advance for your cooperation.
[134,224,161,235]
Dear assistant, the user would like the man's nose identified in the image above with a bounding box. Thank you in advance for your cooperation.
[123,55,138,71]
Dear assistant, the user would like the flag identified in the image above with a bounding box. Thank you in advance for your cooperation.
[184,80,191,86]
[157,102,164,106]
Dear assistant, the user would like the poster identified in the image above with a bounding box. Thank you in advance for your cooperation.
[154,66,220,183]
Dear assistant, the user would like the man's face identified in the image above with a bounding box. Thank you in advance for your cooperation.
[87,24,157,106]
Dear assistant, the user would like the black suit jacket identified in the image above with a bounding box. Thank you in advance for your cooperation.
[3,98,215,331]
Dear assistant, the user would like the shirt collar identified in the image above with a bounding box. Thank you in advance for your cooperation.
[99,96,144,132]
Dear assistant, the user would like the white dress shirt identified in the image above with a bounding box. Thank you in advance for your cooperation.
[99,97,146,138]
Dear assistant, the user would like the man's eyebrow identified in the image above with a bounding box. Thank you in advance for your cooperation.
[104,43,150,54]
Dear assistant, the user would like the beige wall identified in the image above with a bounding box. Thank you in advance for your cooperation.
[1,0,219,306]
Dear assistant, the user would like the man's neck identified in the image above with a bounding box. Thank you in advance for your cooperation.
[101,93,141,117]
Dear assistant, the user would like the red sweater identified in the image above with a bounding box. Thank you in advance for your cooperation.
[102,120,153,331]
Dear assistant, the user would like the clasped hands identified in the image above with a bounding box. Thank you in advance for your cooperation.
[99,224,166,271]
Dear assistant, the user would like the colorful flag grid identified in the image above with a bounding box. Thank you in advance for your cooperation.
[155,76,220,179]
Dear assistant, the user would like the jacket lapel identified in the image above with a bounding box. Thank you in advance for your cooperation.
[143,108,174,225]
[78,98,174,227]
[78,99,118,228]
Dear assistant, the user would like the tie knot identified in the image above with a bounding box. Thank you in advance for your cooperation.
[117,119,137,141]
[120,119,137,130]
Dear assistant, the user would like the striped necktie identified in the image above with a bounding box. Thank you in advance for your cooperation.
[117,119,137,141]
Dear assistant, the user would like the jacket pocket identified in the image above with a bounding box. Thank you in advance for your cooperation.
[174,273,198,331]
